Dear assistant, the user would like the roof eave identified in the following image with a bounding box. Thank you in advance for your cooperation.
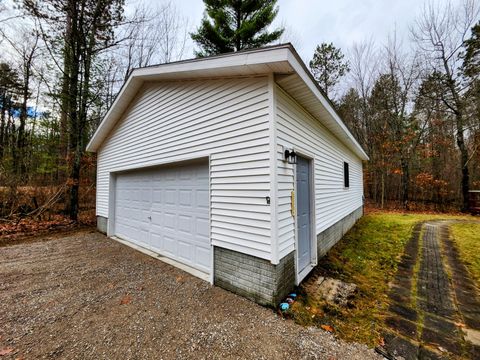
[86,44,369,162]
[86,45,293,152]
[285,49,369,161]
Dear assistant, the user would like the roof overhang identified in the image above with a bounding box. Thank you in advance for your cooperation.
[86,44,368,161]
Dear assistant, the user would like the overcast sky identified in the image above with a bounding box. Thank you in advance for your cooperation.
[0,0,471,63]
[168,0,467,62]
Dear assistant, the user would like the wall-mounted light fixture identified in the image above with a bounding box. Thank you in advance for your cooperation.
[284,149,297,164]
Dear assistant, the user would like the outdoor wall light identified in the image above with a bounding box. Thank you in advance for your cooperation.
[284,149,297,164]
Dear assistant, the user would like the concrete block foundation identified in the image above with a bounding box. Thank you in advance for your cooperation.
[214,247,295,307]
[97,216,108,234]
[317,206,363,258]
[214,206,363,306]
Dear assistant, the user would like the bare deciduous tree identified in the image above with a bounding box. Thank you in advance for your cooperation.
[276,20,303,52]
[411,0,480,211]
[121,1,189,80]
[347,39,379,150]
[383,32,423,209]
[349,40,378,101]
[15,29,40,178]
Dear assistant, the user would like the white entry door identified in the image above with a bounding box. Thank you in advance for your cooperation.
[296,156,312,273]
[114,161,211,274]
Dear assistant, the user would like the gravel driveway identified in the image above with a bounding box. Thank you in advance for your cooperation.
[0,230,380,359]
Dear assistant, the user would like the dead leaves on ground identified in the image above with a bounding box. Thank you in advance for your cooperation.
[0,216,74,236]
[120,294,132,305]
[0,347,24,359]
[378,337,385,346]
[0,347,14,356]
[0,213,96,246]
[321,324,334,333]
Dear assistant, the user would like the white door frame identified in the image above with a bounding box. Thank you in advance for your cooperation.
[293,150,317,285]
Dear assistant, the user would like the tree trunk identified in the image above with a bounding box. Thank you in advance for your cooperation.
[401,156,409,210]
[443,56,470,212]
[381,171,385,209]
[67,0,99,221]
[66,0,80,220]
[68,149,81,220]
[455,116,470,211]
[235,9,241,50]
[0,93,6,159]
[15,70,30,178]
[60,12,72,168]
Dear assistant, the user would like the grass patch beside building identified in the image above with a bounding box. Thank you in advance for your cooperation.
[289,211,476,347]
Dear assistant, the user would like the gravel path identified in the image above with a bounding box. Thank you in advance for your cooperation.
[0,230,380,359]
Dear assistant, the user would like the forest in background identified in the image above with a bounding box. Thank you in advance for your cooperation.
[337,10,480,211]
[0,0,479,232]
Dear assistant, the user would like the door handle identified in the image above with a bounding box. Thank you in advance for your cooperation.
[148,216,152,220]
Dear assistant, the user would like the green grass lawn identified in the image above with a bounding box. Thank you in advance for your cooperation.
[289,211,477,347]
[450,222,480,287]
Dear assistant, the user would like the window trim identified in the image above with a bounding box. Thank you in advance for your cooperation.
[343,161,350,189]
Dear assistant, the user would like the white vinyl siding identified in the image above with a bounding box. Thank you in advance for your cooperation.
[275,86,364,259]
[97,76,272,260]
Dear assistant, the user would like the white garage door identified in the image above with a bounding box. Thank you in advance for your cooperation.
[114,161,210,274]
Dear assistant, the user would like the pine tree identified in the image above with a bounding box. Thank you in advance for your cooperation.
[309,43,349,98]
[191,0,284,57]
[463,21,480,78]
[0,63,22,160]
[337,88,365,148]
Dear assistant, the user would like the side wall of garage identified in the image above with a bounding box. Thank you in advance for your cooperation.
[274,85,364,260]
[96,76,273,261]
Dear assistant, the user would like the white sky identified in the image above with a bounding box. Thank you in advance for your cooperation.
[166,0,467,62]
[0,0,473,105]
[1,0,471,63]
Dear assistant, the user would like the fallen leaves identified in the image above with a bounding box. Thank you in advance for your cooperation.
[0,216,73,236]
[321,324,334,333]
[0,347,14,356]
[0,211,97,246]
[120,294,132,305]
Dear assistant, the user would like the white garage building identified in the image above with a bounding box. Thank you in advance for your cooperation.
[87,44,368,305]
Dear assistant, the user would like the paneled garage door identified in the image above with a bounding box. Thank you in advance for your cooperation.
[114,161,210,274]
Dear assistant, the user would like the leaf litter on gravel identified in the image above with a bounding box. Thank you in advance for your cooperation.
[0,347,14,356]
[120,294,132,305]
